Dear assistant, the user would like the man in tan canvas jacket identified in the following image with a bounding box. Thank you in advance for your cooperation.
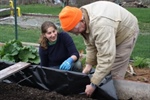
[59,1,139,97]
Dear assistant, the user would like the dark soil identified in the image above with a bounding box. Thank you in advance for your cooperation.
[0,67,149,100]
[0,83,94,100]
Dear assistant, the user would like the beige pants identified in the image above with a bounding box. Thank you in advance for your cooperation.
[111,29,139,79]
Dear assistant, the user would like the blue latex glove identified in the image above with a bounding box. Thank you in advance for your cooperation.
[59,57,73,70]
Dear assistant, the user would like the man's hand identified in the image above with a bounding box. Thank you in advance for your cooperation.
[85,83,96,97]
[59,57,73,70]
[82,64,92,74]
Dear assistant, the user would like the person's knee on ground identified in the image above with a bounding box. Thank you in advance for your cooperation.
[72,60,83,72]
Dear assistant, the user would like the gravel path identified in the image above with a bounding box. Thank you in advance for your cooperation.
[0,13,60,29]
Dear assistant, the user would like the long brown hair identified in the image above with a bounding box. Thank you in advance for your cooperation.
[39,21,57,49]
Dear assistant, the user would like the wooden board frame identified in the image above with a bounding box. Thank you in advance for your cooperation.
[0,62,30,81]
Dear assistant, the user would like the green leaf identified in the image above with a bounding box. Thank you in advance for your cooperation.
[0,40,22,57]
[1,54,15,63]
[28,46,37,53]
[29,56,40,64]
[18,48,36,62]
[133,57,149,68]
[0,40,40,64]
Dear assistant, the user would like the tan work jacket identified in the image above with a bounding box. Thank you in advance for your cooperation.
[80,1,139,85]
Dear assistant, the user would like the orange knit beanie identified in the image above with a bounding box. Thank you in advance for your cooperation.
[59,6,82,31]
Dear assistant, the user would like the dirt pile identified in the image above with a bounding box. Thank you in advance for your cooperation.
[125,67,150,83]
[0,83,95,100]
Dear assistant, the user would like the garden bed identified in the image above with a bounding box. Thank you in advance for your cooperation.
[0,63,150,100]
[0,41,149,100]
[0,61,117,100]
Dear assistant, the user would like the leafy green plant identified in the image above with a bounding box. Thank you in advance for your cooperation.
[133,57,150,68]
[0,40,40,64]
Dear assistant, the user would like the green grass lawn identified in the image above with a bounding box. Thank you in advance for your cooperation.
[127,8,150,23]
[20,4,62,15]
[0,5,150,59]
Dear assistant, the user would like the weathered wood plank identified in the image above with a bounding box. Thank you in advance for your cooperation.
[0,62,30,80]
[21,42,39,47]
[0,8,11,12]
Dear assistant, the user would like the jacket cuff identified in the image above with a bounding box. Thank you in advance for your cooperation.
[91,76,103,86]
[90,83,96,89]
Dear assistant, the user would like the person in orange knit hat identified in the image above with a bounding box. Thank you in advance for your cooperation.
[59,1,139,97]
